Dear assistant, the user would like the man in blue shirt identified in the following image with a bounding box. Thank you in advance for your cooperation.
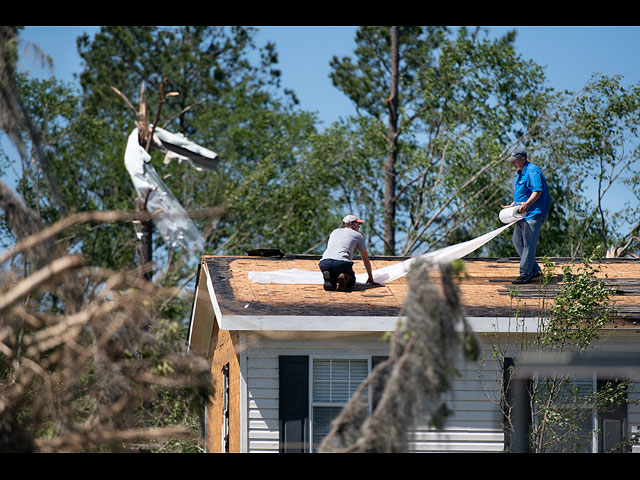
[502,149,551,284]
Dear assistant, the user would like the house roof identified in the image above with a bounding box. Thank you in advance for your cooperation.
[187,254,640,355]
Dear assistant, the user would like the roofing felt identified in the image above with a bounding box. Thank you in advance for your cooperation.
[200,255,640,328]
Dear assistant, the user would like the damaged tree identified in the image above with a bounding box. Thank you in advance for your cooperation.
[0,160,213,453]
[112,78,217,281]
[112,80,160,281]
[0,28,213,452]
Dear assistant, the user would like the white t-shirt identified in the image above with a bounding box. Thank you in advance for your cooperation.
[321,227,366,263]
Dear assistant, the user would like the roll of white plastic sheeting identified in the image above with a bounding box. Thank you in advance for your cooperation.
[499,205,524,224]
[248,220,516,285]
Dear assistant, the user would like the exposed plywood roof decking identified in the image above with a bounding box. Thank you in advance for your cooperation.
[198,255,640,325]
[188,255,640,356]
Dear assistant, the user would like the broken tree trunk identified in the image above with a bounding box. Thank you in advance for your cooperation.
[136,193,153,282]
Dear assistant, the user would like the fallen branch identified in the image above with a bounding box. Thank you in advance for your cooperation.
[0,210,152,265]
[0,255,84,312]
[34,425,196,452]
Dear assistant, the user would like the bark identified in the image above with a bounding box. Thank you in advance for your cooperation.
[384,26,399,256]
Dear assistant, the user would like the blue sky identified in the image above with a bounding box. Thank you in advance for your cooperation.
[9,25,640,227]
[18,26,640,126]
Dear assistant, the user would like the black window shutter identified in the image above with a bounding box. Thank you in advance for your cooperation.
[371,356,389,411]
[279,356,309,453]
[503,357,531,452]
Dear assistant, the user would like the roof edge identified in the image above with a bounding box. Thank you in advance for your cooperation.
[216,315,551,333]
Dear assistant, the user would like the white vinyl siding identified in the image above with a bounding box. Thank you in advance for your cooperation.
[240,330,639,453]
[409,347,505,452]
[242,333,505,453]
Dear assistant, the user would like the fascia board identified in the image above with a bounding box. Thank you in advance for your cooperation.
[216,315,547,333]
[187,262,224,356]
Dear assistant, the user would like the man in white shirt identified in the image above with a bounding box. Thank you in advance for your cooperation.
[318,215,376,292]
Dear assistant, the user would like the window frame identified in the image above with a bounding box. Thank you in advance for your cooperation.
[308,354,372,452]
[221,363,230,453]
[522,369,629,453]
[533,372,598,453]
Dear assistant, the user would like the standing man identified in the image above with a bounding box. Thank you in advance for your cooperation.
[319,215,377,292]
[502,149,551,285]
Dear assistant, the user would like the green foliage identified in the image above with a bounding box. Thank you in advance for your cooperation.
[541,73,640,257]
[323,26,551,255]
[544,249,617,350]
[8,74,137,270]
[74,26,340,260]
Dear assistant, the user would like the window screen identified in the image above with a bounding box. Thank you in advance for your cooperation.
[311,358,369,448]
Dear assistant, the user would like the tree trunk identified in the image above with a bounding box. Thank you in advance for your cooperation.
[384,26,400,256]
[136,194,153,282]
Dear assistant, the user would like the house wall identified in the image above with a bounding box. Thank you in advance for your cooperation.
[242,332,389,452]
[475,329,640,453]
[237,329,640,453]
[206,323,242,453]
[409,348,506,453]
[240,331,505,453]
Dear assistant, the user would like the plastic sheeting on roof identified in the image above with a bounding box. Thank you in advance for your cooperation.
[248,220,518,285]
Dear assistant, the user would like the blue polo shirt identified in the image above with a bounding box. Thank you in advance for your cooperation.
[514,161,550,220]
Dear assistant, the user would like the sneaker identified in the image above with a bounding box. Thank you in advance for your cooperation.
[323,271,336,291]
[530,270,542,280]
[511,275,531,285]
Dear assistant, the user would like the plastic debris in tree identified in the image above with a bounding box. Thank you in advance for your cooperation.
[151,125,218,172]
[124,127,216,250]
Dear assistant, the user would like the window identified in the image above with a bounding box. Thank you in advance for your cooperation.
[503,357,630,453]
[279,355,380,453]
[311,358,369,450]
[505,366,629,452]
[538,377,595,453]
[536,376,630,453]
[222,363,230,453]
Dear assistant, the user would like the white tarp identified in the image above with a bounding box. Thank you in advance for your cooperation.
[151,125,218,171]
[248,220,518,285]
[124,128,204,250]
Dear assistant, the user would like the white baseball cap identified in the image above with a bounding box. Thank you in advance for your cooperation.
[342,215,364,224]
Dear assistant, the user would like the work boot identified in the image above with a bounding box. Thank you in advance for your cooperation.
[323,271,336,291]
[511,275,531,285]
[337,273,354,292]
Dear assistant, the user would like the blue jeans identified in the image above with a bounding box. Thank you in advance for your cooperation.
[512,216,546,278]
[318,259,356,288]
